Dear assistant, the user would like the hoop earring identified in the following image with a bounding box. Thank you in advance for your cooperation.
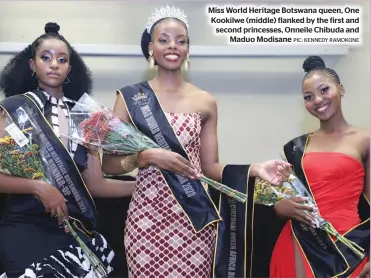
[64,76,70,84]
[184,54,190,71]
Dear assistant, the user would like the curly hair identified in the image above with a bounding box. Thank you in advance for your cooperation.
[0,22,92,101]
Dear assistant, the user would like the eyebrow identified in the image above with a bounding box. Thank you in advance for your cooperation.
[316,83,325,90]
[39,50,68,56]
[158,33,186,37]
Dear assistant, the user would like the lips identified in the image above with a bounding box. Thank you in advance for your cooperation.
[47,72,60,77]
[315,103,329,112]
[164,53,180,62]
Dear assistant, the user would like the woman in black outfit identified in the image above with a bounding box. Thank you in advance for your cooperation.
[0,22,134,278]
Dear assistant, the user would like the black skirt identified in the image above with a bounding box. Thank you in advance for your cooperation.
[0,214,114,278]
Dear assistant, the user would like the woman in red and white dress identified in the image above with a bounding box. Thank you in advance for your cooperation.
[102,6,292,278]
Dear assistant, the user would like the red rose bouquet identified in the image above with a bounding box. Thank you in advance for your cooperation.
[64,93,247,203]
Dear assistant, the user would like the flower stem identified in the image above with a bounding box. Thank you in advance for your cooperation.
[321,222,365,259]
[62,217,108,277]
[199,175,247,203]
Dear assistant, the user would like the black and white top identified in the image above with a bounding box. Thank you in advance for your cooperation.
[25,89,79,157]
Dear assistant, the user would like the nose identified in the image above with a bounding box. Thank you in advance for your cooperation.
[314,94,323,104]
[167,40,177,49]
[50,58,58,69]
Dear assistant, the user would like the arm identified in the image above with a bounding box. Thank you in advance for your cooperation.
[199,94,260,181]
[83,150,135,198]
[199,95,224,181]
[102,93,139,175]
[363,147,370,202]
[0,173,44,195]
[359,152,370,275]
[362,135,370,265]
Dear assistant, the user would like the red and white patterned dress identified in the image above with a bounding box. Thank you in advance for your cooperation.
[124,112,217,278]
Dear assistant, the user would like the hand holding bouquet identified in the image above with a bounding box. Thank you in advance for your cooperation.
[254,174,365,258]
[0,106,108,276]
[63,93,247,203]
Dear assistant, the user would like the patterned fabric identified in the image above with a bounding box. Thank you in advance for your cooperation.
[125,112,217,278]
[25,90,78,156]
[16,233,113,278]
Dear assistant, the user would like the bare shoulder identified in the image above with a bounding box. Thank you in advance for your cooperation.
[354,126,369,141]
[353,126,369,156]
[186,83,217,107]
[186,83,217,121]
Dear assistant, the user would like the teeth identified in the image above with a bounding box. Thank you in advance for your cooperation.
[317,104,328,112]
[165,55,179,60]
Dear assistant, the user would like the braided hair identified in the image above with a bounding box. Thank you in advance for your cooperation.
[0,22,92,101]
[140,18,189,65]
[302,56,341,85]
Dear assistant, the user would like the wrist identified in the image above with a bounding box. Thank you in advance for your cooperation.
[249,163,261,177]
[30,180,46,197]
[137,150,152,168]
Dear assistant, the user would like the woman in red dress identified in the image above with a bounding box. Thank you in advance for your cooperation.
[270,56,370,277]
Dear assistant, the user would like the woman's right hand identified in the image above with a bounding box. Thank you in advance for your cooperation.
[138,149,200,180]
[34,181,69,225]
[274,197,316,227]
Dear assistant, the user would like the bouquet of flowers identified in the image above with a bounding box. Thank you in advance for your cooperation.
[0,106,108,277]
[254,173,365,258]
[63,93,247,203]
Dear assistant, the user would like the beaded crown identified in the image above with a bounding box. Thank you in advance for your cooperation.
[145,5,189,33]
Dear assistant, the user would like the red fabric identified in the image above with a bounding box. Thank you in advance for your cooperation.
[270,152,368,277]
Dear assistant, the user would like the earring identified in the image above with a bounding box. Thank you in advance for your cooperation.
[148,51,154,68]
[64,76,70,84]
[31,70,35,76]
[184,54,190,71]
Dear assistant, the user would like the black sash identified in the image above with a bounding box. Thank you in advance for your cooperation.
[210,165,256,278]
[118,81,221,232]
[283,134,370,277]
[0,94,97,231]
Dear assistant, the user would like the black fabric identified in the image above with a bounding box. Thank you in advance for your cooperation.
[95,175,134,278]
[251,205,285,277]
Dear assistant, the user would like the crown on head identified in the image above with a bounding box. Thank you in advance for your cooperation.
[145,5,189,34]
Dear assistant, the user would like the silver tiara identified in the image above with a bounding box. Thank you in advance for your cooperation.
[145,5,189,33]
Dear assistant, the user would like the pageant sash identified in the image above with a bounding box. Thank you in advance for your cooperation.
[118,82,221,232]
[0,94,97,230]
[283,134,370,277]
[210,165,256,278]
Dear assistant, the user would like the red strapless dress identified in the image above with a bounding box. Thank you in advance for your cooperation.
[270,152,368,277]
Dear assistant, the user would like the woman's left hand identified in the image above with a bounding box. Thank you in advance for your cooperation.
[253,160,292,185]
[359,261,370,278]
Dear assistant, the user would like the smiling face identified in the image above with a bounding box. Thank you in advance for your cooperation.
[149,18,189,71]
[29,37,71,91]
[302,71,344,122]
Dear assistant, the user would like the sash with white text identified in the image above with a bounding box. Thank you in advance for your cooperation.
[0,94,97,231]
[118,82,221,232]
[210,164,256,278]
[284,134,370,277]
